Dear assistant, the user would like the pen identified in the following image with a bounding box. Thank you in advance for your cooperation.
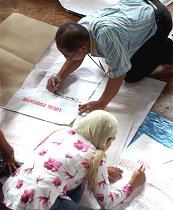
[140,164,143,170]
[162,160,173,164]
[51,76,56,94]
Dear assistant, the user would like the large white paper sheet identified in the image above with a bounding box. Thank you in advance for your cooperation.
[5,88,79,125]
[113,134,173,210]
[4,43,104,125]
[59,0,119,16]
[0,108,61,162]
[116,134,173,183]
[88,77,166,164]
[58,0,172,17]
[48,52,105,83]
[80,134,173,209]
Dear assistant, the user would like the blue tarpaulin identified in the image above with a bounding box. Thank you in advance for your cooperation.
[130,112,173,149]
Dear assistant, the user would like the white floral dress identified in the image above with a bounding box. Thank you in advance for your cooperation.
[3,128,130,210]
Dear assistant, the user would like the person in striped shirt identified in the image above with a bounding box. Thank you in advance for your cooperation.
[46,0,173,115]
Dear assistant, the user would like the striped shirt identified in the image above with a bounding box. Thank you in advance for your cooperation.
[79,0,157,78]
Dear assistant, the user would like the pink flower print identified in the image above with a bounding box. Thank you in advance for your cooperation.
[52,177,62,187]
[44,158,62,172]
[20,189,35,203]
[97,180,107,188]
[74,140,89,152]
[97,174,107,188]
[68,129,76,135]
[12,166,21,176]
[24,164,35,174]
[81,159,89,169]
[36,176,43,184]
[66,153,73,159]
[7,204,13,209]
[51,141,62,146]
[62,185,68,195]
[7,196,14,208]
[63,170,78,181]
[75,180,81,185]
[39,149,47,156]
[37,191,51,206]
[122,184,132,198]
[16,180,23,189]
[109,192,119,201]
[100,159,106,166]
[97,193,104,202]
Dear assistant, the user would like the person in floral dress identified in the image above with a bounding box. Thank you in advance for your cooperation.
[2,110,146,210]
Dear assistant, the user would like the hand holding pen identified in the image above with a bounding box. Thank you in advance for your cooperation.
[128,165,146,191]
[46,75,62,94]
[107,166,123,183]
[50,76,56,94]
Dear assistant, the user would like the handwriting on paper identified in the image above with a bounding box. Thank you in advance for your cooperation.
[22,97,62,112]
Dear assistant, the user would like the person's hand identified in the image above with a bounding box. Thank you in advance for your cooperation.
[128,165,146,191]
[2,152,20,174]
[46,74,62,94]
[107,166,123,183]
[78,101,106,115]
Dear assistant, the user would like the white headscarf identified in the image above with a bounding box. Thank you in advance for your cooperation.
[73,110,118,150]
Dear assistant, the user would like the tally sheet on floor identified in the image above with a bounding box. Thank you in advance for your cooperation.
[81,134,173,210]
[4,42,105,125]
[58,0,172,17]
[80,115,173,209]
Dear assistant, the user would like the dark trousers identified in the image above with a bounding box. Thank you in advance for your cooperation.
[50,184,95,210]
[125,0,173,83]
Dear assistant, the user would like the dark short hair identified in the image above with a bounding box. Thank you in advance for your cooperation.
[55,22,89,52]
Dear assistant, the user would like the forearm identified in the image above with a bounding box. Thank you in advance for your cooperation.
[56,59,84,79]
[98,74,125,107]
[0,130,13,155]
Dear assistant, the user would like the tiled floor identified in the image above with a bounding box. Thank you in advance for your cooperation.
[0,0,173,121]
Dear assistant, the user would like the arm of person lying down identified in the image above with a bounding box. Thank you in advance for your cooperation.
[46,58,84,93]
[78,74,125,115]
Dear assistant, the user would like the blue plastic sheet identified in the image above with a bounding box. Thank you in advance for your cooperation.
[130,112,173,149]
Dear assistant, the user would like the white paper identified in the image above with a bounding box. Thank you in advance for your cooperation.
[58,0,172,17]
[59,0,119,16]
[112,134,173,210]
[114,183,173,210]
[5,43,104,125]
[80,134,173,209]
[89,77,166,159]
[5,88,79,125]
[116,134,173,182]
[0,108,61,162]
